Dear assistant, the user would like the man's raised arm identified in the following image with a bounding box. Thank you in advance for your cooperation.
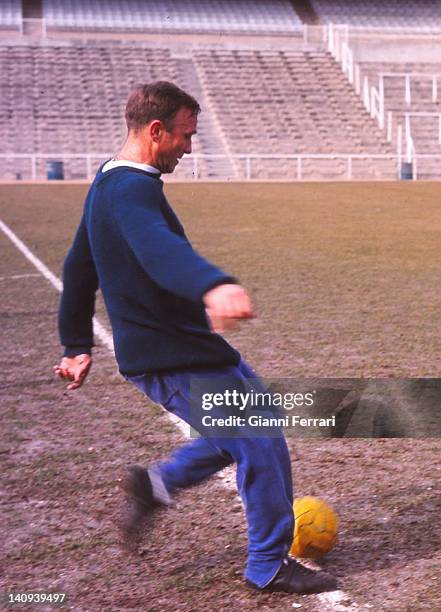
[112,177,255,330]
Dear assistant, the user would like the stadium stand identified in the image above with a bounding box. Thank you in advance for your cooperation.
[311,0,441,29]
[1,39,396,180]
[3,1,441,180]
[1,44,176,179]
[194,49,394,178]
[0,41,235,180]
[0,0,21,30]
[43,0,302,34]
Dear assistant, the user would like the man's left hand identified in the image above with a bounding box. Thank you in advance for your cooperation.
[53,354,92,390]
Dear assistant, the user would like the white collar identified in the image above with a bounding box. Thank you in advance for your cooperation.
[102,159,161,174]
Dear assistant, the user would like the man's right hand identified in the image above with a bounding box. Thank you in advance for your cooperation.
[53,354,92,390]
[203,284,254,333]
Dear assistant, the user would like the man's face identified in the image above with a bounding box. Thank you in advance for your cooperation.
[155,107,198,174]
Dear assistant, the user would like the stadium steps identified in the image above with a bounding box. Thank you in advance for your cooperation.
[174,56,236,180]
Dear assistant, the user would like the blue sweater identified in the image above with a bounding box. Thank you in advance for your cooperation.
[59,166,241,375]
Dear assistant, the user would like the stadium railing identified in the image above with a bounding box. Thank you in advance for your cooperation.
[3,152,440,181]
[327,23,441,176]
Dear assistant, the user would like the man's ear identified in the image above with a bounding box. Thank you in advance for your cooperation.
[149,120,163,142]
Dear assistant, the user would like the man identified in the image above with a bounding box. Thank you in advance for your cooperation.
[54,81,337,595]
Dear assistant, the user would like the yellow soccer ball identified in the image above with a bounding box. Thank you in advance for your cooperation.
[289,496,339,559]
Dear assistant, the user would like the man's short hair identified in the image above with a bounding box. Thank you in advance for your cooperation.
[125,81,200,133]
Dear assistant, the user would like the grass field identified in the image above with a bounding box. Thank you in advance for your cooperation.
[1,181,440,611]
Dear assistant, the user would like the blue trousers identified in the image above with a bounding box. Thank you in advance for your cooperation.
[126,359,294,588]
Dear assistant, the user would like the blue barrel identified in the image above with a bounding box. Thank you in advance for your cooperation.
[400,162,413,180]
[47,160,64,180]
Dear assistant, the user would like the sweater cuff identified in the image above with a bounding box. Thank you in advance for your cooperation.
[64,346,92,358]
[199,275,237,301]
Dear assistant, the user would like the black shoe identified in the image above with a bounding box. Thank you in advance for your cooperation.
[247,556,338,595]
[118,465,169,552]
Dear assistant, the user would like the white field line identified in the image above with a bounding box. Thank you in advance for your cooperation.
[0,273,41,280]
[0,217,113,353]
[0,217,360,611]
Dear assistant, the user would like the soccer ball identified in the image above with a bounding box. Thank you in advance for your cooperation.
[289,496,338,559]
